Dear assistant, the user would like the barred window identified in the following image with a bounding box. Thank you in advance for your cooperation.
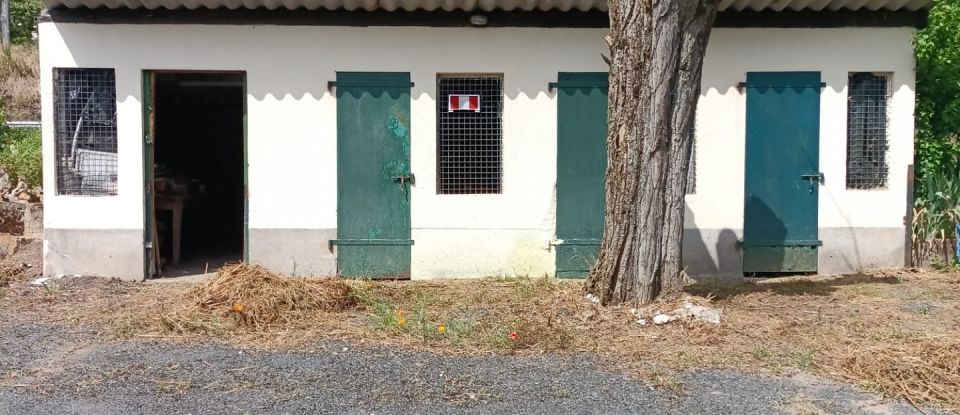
[437,74,503,194]
[846,72,890,189]
[54,68,118,196]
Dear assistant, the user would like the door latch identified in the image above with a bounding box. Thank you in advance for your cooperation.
[800,173,824,193]
[392,174,415,191]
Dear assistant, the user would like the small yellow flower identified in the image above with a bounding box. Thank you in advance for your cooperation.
[437,324,446,334]
[232,303,245,314]
[365,282,373,289]
[397,318,407,326]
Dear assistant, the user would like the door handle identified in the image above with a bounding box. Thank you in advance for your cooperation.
[800,173,824,193]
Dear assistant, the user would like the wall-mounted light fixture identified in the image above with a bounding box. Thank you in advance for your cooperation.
[470,14,488,27]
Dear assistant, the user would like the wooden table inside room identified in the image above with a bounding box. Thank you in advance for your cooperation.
[155,193,188,266]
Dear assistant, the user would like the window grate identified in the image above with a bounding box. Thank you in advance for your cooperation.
[437,74,503,194]
[846,72,890,190]
[54,68,118,196]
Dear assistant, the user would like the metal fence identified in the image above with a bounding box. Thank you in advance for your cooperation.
[4,121,41,129]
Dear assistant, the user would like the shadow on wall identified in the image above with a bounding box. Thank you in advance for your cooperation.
[742,194,788,274]
[682,197,794,277]
[681,203,742,277]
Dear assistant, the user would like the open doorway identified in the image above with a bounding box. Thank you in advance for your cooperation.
[146,72,245,278]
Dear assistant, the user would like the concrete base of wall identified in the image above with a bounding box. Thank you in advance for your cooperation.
[681,226,907,277]
[248,228,336,276]
[818,226,907,274]
[43,228,143,281]
[41,226,907,281]
[412,228,553,279]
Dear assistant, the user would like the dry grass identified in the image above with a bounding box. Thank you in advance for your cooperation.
[3,268,960,410]
[0,262,30,286]
[161,263,356,331]
[0,45,39,120]
[778,394,833,415]
[834,340,960,409]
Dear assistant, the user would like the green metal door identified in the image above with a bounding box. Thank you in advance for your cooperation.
[742,72,822,273]
[555,72,608,278]
[334,72,412,278]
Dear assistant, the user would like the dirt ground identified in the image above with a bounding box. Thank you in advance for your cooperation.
[1,260,958,414]
[0,238,41,287]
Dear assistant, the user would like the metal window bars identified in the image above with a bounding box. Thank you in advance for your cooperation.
[846,72,890,190]
[436,74,503,194]
[54,68,118,196]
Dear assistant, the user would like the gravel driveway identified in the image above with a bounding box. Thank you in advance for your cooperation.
[0,320,947,415]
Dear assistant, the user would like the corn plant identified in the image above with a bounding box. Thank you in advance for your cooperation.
[913,166,960,267]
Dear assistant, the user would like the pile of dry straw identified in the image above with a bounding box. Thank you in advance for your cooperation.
[163,263,356,331]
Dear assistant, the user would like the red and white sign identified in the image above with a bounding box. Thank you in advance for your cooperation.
[448,95,480,112]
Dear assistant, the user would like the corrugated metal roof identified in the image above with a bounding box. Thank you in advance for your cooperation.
[42,0,932,12]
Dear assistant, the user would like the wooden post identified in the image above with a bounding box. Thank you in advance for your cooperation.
[905,164,915,267]
[0,0,9,47]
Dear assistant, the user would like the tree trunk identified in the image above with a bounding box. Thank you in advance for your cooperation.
[585,0,718,306]
[0,0,10,47]
[0,0,8,47]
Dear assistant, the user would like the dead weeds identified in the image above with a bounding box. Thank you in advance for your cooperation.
[3,268,960,411]
[833,339,960,410]
[161,263,355,331]
[0,45,39,120]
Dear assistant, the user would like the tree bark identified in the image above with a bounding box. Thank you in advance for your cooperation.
[0,0,8,47]
[585,0,718,306]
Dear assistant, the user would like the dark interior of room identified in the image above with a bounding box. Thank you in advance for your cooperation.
[153,72,244,276]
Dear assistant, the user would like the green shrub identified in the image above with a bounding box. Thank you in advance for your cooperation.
[915,0,960,183]
[0,128,41,188]
[913,2,960,265]
[0,101,7,155]
[10,0,44,45]
[0,101,42,188]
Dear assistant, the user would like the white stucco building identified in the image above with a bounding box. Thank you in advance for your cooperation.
[38,0,929,280]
